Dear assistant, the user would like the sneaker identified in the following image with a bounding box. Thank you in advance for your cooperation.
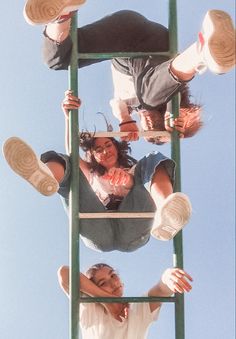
[151,192,192,241]
[197,10,235,74]
[138,108,171,145]
[3,137,59,196]
[23,0,86,25]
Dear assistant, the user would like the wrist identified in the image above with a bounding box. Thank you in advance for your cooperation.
[119,114,133,123]
[119,120,136,127]
[161,268,172,285]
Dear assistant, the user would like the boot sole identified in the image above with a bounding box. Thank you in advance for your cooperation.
[3,137,58,196]
[202,10,235,73]
[23,0,86,25]
[151,193,192,241]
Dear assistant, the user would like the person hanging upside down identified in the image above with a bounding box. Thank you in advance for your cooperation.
[3,90,192,252]
[57,263,193,339]
[23,1,236,143]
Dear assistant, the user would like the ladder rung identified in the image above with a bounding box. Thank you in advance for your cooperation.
[79,131,170,138]
[79,212,155,219]
[80,296,176,303]
[78,51,171,59]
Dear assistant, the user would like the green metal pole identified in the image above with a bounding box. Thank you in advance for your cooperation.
[68,13,80,339]
[168,1,185,339]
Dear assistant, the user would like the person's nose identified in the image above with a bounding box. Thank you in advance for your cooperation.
[110,277,119,288]
[102,147,109,155]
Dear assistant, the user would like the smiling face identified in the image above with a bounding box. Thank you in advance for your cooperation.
[92,266,124,297]
[91,138,119,170]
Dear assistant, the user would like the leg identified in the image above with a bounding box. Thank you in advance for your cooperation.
[133,9,235,109]
[113,152,177,250]
[3,139,117,252]
[42,10,169,70]
[46,161,65,183]
[41,151,117,252]
[138,152,191,241]
[150,166,192,241]
[171,10,235,77]
[150,165,173,207]
[3,137,59,196]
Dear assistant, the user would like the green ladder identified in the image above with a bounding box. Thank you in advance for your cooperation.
[67,1,185,338]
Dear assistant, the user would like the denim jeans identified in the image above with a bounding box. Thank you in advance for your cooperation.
[41,151,176,252]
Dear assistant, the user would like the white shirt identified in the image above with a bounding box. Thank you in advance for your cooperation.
[80,295,161,339]
[111,64,137,102]
[110,64,140,122]
[89,166,136,207]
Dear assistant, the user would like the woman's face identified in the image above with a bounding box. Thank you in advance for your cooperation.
[93,266,124,297]
[91,138,119,170]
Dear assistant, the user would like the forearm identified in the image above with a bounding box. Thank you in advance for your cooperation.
[80,274,112,298]
[147,280,173,313]
[148,280,173,298]
[58,268,113,299]
[65,117,69,155]
[110,98,133,123]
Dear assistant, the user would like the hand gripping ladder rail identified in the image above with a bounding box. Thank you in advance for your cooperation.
[68,1,185,338]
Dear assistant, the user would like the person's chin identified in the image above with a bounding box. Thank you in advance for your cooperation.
[113,287,123,297]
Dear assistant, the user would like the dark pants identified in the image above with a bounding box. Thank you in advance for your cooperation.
[43,10,169,70]
[43,10,186,110]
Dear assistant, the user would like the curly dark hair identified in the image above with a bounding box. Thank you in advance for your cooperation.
[80,132,137,176]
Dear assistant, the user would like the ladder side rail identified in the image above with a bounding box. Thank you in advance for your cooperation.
[69,13,80,339]
[169,1,185,339]
[68,3,186,339]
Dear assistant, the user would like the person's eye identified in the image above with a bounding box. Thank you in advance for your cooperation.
[106,143,113,148]
[95,148,103,154]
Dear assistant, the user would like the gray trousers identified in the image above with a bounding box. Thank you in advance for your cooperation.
[43,10,186,110]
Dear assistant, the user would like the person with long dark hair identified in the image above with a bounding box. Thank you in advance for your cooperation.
[3,90,191,252]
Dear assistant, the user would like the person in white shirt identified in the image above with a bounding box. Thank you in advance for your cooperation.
[57,263,193,339]
[23,2,236,144]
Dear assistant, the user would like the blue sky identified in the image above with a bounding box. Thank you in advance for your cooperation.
[0,1,235,339]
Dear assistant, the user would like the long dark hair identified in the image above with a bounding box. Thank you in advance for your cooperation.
[80,132,137,176]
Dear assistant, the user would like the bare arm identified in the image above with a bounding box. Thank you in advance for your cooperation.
[110,64,139,141]
[148,268,193,313]
[57,266,128,321]
[61,90,91,181]
[61,90,81,155]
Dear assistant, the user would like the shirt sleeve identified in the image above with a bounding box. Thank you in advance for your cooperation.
[132,293,162,326]
[80,302,104,329]
[111,64,137,101]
